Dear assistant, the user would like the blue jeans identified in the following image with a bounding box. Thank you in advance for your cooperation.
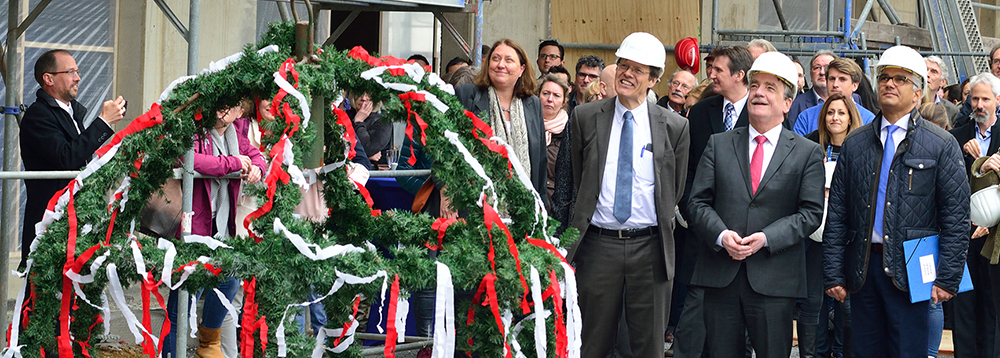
[928,302,943,357]
[294,290,328,336]
[161,277,240,358]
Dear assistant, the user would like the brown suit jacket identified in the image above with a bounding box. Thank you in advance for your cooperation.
[566,97,690,280]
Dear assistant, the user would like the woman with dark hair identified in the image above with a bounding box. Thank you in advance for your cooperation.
[536,74,571,205]
[455,38,547,202]
[348,92,392,166]
[807,93,863,155]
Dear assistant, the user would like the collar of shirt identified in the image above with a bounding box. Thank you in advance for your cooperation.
[934,94,942,104]
[615,96,650,124]
[55,98,79,134]
[747,123,782,182]
[723,92,749,120]
[977,125,993,157]
[879,113,910,149]
[814,89,824,105]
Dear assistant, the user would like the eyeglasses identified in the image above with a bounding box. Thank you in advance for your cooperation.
[576,72,599,80]
[877,74,915,87]
[617,62,648,77]
[538,54,561,61]
[670,80,693,91]
[47,69,81,77]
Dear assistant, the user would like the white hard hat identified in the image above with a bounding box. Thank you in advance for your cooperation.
[615,32,666,76]
[875,45,928,89]
[747,51,798,94]
[971,185,1000,227]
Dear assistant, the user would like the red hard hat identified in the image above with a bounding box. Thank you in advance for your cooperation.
[675,37,700,74]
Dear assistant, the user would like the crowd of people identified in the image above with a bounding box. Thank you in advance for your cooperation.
[16,29,1000,358]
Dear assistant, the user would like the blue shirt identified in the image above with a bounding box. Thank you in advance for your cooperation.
[793,101,876,136]
[977,125,993,157]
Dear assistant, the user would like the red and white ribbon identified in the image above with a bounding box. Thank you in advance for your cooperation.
[492,137,554,245]
[443,130,498,209]
[1,260,32,358]
[273,218,366,260]
[276,269,389,357]
[560,262,582,358]
[183,234,233,250]
[272,73,310,129]
[200,45,280,75]
[529,266,548,358]
[106,263,155,345]
[311,319,359,357]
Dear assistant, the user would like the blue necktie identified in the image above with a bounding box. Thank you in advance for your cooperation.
[724,103,735,132]
[614,111,634,224]
[873,124,899,237]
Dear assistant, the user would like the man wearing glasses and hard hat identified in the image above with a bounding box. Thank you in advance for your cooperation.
[823,46,970,358]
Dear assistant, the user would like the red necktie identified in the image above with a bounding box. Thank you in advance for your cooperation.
[751,135,767,194]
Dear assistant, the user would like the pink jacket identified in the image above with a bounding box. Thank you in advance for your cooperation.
[176,118,267,238]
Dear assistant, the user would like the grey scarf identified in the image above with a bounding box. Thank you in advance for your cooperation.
[209,124,240,239]
[488,86,530,175]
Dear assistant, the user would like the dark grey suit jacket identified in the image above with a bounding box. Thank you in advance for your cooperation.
[566,97,691,280]
[687,126,825,298]
[454,84,548,204]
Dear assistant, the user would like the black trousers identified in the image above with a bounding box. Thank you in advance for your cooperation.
[704,264,795,358]
[952,237,997,358]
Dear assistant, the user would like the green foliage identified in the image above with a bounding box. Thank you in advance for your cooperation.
[18,22,578,358]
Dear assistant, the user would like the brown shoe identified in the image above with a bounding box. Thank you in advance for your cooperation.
[194,325,224,358]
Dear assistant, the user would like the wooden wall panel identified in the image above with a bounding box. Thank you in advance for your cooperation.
[550,0,701,96]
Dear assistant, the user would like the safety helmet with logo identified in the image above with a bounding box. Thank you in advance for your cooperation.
[616,32,666,77]
[875,45,927,89]
[675,37,700,75]
[747,51,798,94]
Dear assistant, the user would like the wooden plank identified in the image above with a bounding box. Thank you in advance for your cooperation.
[550,0,700,96]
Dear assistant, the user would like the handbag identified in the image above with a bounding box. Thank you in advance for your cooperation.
[139,178,183,238]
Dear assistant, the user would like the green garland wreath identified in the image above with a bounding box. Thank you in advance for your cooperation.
[11,22,579,358]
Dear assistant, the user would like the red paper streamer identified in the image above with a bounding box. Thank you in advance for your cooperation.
[525,237,568,266]
[333,107,358,159]
[482,196,531,314]
[385,275,401,358]
[545,270,568,358]
[241,277,269,358]
[466,274,514,358]
[334,295,362,346]
[243,136,291,241]
[399,92,430,166]
[466,110,512,173]
[353,180,382,217]
[58,180,78,358]
[427,218,462,250]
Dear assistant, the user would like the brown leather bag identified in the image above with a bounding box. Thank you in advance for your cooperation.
[139,178,183,238]
[411,179,435,213]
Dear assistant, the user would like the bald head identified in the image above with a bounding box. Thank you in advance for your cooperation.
[600,64,618,97]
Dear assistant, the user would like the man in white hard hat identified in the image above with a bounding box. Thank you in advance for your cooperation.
[567,32,690,358]
[687,51,825,358]
[950,72,1000,358]
[824,45,970,358]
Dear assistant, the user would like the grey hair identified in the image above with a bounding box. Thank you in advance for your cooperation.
[924,56,949,82]
[968,72,1000,98]
[748,38,777,52]
[810,49,837,68]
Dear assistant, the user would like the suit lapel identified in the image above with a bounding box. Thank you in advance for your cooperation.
[709,97,724,133]
[989,122,1000,156]
[735,101,750,129]
[756,128,795,195]
[732,127,753,196]
[649,102,667,186]
[596,99,616,179]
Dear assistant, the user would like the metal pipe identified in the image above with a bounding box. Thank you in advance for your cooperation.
[715,29,845,36]
[771,0,790,30]
[368,169,432,178]
[474,0,484,68]
[828,0,836,32]
[972,2,1000,12]
[1,0,22,348]
[876,0,902,24]
[354,333,433,342]
[277,0,292,22]
[845,0,853,44]
[851,0,877,39]
[153,0,189,40]
[177,0,200,354]
[712,0,720,44]
[360,341,433,356]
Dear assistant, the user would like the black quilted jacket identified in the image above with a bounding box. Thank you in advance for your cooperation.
[823,109,970,294]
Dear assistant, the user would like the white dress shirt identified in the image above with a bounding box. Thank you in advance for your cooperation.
[715,124,782,247]
[591,99,657,230]
[55,99,80,134]
[871,114,910,244]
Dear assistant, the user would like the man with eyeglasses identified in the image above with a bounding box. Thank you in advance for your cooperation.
[788,50,837,127]
[656,69,698,116]
[19,49,126,270]
[537,40,565,75]
[567,55,606,116]
[824,45,969,358]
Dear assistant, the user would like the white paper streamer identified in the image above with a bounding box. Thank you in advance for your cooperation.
[100,291,112,335]
[311,320,359,358]
[158,75,197,103]
[530,266,548,358]
[443,130,498,209]
[426,72,455,95]
[157,239,209,290]
[414,90,450,113]
[107,263,154,345]
[273,217,366,260]
[394,296,410,343]
[1,259,31,358]
[184,234,233,250]
[189,293,199,339]
[109,176,132,210]
[561,262,582,358]
[492,136,553,244]
[276,270,389,357]
[214,287,241,329]
[502,309,514,358]
[281,137,309,189]
[432,262,456,358]
[273,72,311,129]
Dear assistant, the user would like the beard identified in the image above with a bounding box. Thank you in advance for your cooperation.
[972,110,991,124]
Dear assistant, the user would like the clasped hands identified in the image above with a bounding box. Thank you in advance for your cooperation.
[235,155,262,184]
[721,230,766,261]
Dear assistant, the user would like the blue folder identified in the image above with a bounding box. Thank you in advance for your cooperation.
[903,235,974,303]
